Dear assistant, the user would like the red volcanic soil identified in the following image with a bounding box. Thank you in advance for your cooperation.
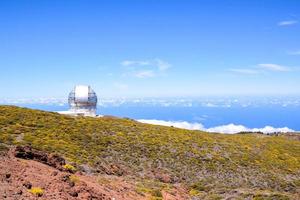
[0,147,188,200]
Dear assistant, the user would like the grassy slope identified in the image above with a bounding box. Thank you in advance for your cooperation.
[0,105,300,199]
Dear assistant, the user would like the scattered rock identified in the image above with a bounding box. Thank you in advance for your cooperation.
[13,146,66,170]
[68,189,78,197]
[98,164,125,176]
[51,171,58,176]
[5,173,11,179]
[15,189,22,195]
[60,174,70,182]
[23,181,32,189]
[152,169,173,183]
[68,180,75,187]
[48,154,66,170]
[156,173,172,183]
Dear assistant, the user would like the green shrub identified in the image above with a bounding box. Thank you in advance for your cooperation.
[69,175,80,184]
[63,164,76,172]
[191,181,207,191]
[207,194,222,200]
[28,187,44,197]
[189,189,201,196]
[253,194,290,200]
[151,189,163,197]
[0,143,8,152]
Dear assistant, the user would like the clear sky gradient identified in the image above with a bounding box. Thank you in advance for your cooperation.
[0,0,299,98]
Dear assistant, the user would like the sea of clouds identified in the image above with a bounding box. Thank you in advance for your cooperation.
[1,96,300,108]
[137,119,294,134]
[1,97,298,134]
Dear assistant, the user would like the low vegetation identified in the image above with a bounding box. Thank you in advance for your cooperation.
[63,164,76,172]
[28,187,44,197]
[69,174,80,184]
[0,105,299,199]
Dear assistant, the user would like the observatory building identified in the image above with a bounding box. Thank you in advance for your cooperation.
[67,85,98,117]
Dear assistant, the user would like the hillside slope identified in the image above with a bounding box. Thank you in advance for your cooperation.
[0,105,300,199]
[0,149,138,200]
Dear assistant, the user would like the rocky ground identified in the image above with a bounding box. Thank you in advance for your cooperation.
[0,146,188,200]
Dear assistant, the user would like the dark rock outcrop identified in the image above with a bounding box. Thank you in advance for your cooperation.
[13,146,66,170]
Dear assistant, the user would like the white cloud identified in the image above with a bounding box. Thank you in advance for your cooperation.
[230,63,295,75]
[134,70,155,78]
[206,124,294,134]
[251,126,293,133]
[155,59,171,71]
[120,60,150,66]
[138,119,205,130]
[206,124,248,134]
[202,102,218,107]
[120,59,171,70]
[120,58,171,78]
[229,68,260,74]
[258,63,291,72]
[137,119,294,134]
[278,20,298,26]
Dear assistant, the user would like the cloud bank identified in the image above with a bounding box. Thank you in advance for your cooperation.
[137,119,294,134]
[138,119,205,130]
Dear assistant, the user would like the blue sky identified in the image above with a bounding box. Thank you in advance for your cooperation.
[0,0,300,98]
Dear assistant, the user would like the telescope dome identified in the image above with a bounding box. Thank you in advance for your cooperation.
[68,85,97,116]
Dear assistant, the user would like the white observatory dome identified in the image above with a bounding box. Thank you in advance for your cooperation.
[68,85,97,116]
